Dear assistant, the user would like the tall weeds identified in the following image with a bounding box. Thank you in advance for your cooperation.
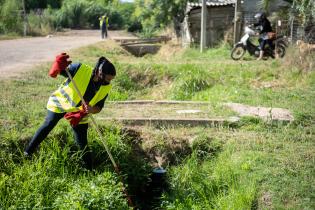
[281,46,315,72]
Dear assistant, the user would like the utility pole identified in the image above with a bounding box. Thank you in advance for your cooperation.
[200,0,207,52]
[233,0,241,44]
[22,0,27,36]
[290,16,294,43]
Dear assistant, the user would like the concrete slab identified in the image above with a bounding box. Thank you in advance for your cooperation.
[97,101,294,127]
[97,117,240,127]
[224,102,294,122]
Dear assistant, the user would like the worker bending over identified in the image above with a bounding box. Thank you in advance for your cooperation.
[24,53,116,169]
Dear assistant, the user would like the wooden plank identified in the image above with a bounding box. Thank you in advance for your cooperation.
[114,36,171,44]
[121,40,163,46]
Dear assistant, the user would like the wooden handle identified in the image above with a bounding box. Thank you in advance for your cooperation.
[65,68,118,168]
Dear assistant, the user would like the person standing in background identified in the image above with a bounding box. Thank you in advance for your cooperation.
[99,14,109,39]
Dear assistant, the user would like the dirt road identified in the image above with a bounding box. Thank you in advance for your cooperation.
[0,30,134,78]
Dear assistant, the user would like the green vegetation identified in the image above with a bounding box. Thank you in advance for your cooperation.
[0,0,136,36]
[2,0,313,39]
[261,0,315,24]
[0,41,314,209]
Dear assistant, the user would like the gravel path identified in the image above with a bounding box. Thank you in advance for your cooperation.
[0,30,134,78]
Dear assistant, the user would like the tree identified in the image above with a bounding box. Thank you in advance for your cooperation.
[292,0,315,23]
[260,0,314,24]
[0,0,135,35]
[25,0,62,10]
[0,0,23,34]
[133,0,198,36]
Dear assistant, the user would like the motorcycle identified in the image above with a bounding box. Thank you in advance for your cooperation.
[231,26,287,60]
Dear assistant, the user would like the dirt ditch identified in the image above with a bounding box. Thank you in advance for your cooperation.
[116,36,170,57]
[118,126,222,209]
[121,44,161,57]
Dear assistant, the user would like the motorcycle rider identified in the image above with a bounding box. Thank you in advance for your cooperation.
[254,12,273,60]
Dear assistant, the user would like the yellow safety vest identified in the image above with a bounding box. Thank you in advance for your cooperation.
[47,64,112,124]
[99,16,108,28]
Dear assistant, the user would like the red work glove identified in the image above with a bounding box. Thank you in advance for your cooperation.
[64,105,88,127]
[49,53,72,78]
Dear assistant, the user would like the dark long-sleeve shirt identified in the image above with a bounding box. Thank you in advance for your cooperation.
[254,18,273,34]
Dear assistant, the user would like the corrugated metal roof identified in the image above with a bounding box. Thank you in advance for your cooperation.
[188,0,235,7]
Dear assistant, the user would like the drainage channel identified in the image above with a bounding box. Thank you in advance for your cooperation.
[132,167,168,210]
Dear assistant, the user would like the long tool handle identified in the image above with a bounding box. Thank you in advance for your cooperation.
[65,68,134,207]
[64,69,118,169]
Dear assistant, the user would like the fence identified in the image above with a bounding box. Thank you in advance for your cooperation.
[242,12,315,44]
[182,11,314,47]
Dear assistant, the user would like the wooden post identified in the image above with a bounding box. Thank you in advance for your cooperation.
[233,0,241,44]
[275,20,281,58]
[200,0,207,52]
[290,16,294,43]
[22,0,27,36]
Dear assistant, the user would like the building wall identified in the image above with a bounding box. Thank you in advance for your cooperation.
[187,6,234,47]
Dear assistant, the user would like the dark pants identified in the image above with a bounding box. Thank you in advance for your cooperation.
[25,110,92,169]
[101,26,107,39]
[259,39,273,51]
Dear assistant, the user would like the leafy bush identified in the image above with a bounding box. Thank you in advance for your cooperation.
[162,150,258,210]
[191,135,222,159]
[0,0,136,35]
[112,64,163,100]
[127,20,142,32]
[57,0,88,28]
[84,2,107,29]
[117,2,136,29]
[107,10,124,30]
[54,173,130,209]
[25,0,62,10]
[27,8,56,35]
[281,46,315,73]
[0,0,23,34]
[170,67,216,100]
[55,0,127,29]
[139,26,157,38]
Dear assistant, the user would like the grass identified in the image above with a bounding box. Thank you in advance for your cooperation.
[0,40,314,209]
[0,32,23,40]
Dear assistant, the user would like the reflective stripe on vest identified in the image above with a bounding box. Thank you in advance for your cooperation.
[80,83,112,124]
[47,64,112,124]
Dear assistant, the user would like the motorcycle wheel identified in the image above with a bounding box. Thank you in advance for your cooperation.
[275,45,286,58]
[231,44,246,60]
